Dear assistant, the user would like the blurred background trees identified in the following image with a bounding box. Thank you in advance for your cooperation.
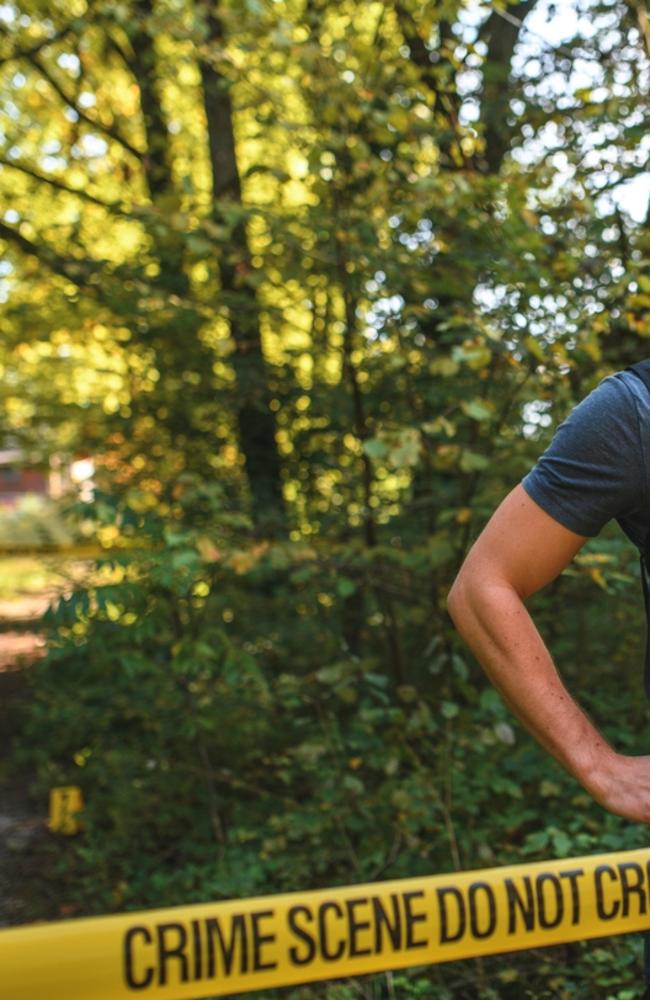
[1,0,650,995]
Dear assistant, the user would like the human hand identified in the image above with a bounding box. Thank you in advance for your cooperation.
[586,752,650,824]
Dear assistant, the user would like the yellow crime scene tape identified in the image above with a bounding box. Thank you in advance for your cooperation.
[2,847,650,999]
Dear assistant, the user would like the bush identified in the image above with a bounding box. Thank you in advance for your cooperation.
[17,482,650,996]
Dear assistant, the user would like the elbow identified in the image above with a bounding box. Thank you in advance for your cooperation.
[448,562,521,638]
[447,568,471,629]
[447,560,494,634]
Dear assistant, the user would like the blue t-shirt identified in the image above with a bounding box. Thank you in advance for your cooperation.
[522,370,650,550]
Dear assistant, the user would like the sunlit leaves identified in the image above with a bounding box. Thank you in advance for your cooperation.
[4,13,650,997]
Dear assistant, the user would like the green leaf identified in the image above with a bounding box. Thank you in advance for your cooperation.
[429,357,459,377]
[523,830,550,854]
[459,450,489,472]
[479,689,504,714]
[391,789,410,810]
[422,416,456,438]
[244,0,265,12]
[494,721,515,745]
[524,335,546,361]
[342,775,364,795]
[336,577,356,598]
[186,235,212,257]
[388,428,421,468]
[452,344,491,369]
[362,438,389,460]
[365,671,389,688]
[316,664,344,685]
[551,829,572,856]
[461,399,492,422]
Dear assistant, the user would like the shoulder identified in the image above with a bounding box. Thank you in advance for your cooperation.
[547,371,638,455]
[610,368,650,414]
[561,369,650,456]
[521,370,645,537]
[575,370,638,414]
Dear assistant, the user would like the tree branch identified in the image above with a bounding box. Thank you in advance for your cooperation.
[394,2,466,166]
[629,0,650,57]
[0,157,129,215]
[0,219,221,321]
[0,23,73,65]
[27,53,144,162]
[0,220,100,289]
[102,30,135,73]
[129,0,181,207]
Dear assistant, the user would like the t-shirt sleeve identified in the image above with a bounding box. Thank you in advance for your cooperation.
[521,375,644,537]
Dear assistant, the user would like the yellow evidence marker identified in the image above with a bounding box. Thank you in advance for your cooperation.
[49,786,84,835]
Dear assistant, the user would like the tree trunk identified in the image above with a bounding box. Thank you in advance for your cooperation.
[478,0,538,174]
[197,3,287,535]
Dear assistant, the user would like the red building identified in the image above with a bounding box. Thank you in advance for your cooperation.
[0,449,49,507]
[0,449,94,508]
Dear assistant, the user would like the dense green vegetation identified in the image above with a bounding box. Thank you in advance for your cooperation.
[2,0,650,994]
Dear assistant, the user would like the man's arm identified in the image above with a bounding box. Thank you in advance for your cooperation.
[447,483,650,824]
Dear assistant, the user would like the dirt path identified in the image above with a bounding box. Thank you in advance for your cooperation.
[0,594,49,673]
[0,594,66,927]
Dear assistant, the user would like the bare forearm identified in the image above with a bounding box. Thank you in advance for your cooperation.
[446,485,650,824]
[447,576,615,792]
